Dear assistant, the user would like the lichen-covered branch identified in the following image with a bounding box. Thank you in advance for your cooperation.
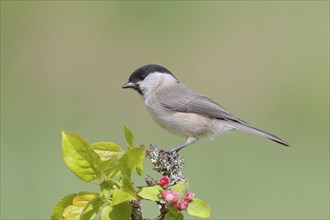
[146,145,185,184]
[130,145,186,220]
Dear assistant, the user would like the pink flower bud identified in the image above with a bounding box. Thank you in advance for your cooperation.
[158,176,170,188]
[184,192,195,202]
[177,201,189,211]
[161,190,168,200]
[163,190,179,205]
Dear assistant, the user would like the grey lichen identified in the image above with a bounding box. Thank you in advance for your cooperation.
[146,145,185,185]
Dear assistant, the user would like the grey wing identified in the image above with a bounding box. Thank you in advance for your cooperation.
[158,83,290,146]
[159,83,246,124]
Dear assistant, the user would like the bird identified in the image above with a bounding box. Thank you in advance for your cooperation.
[122,64,289,152]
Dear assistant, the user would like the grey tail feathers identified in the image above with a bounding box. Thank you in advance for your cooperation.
[222,121,289,146]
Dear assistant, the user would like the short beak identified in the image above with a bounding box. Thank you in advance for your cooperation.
[122,81,135,89]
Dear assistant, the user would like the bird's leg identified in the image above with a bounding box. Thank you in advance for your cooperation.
[169,137,198,153]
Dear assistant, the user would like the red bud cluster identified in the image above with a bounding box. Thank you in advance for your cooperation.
[158,176,170,188]
[157,176,195,212]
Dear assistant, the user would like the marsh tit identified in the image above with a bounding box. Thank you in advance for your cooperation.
[122,64,289,152]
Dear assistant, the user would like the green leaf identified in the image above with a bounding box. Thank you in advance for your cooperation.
[109,201,132,220]
[62,131,99,182]
[187,198,211,218]
[91,142,123,159]
[51,192,98,220]
[177,213,184,220]
[171,179,189,200]
[136,160,143,176]
[121,175,136,199]
[137,185,163,202]
[118,147,145,177]
[51,193,78,220]
[100,205,112,220]
[100,189,111,203]
[102,159,121,179]
[171,181,184,193]
[65,193,97,219]
[164,205,182,220]
[164,212,176,220]
[90,142,124,178]
[124,126,134,147]
[100,180,119,203]
[111,189,136,206]
[171,179,188,193]
[81,196,104,219]
[100,179,117,191]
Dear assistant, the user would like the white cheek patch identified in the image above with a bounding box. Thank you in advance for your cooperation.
[140,72,176,97]
[140,72,162,89]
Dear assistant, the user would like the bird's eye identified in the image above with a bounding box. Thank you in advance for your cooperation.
[139,75,146,80]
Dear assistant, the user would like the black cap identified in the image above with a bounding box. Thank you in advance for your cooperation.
[127,64,175,83]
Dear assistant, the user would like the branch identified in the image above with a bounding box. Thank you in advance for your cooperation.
[130,145,185,220]
[146,145,185,184]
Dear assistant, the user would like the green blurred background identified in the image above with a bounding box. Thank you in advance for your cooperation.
[1,1,329,219]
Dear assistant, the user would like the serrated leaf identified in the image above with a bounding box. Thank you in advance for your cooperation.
[100,205,112,220]
[72,194,96,207]
[118,147,145,177]
[62,205,82,219]
[51,193,78,220]
[187,198,211,218]
[124,126,134,147]
[62,131,99,182]
[103,159,121,179]
[91,142,123,162]
[90,142,124,179]
[51,192,98,220]
[109,201,131,220]
[64,194,98,219]
[81,196,104,219]
[137,185,163,201]
[111,189,136,206]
